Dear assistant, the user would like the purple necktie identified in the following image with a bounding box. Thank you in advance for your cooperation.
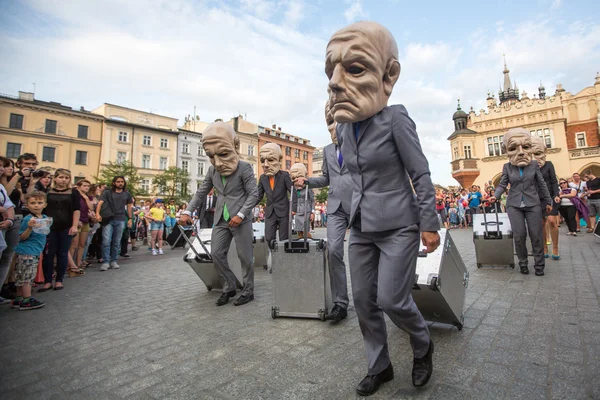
[337,147,343,167]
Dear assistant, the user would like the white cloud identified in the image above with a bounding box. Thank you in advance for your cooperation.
[283,0,305,29]
[343,0,367,23]
[551,0,562,11]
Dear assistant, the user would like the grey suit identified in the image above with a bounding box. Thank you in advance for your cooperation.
[291,187,314,232]
[494,161,552,271]
[307,143,352,309]
[257,170,292,243]
[186,161,259,295]
[337,105,438,375]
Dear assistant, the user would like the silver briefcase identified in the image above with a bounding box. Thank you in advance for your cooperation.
[270,188,332,321]
[472,206,516,268]
[412,229,468,330]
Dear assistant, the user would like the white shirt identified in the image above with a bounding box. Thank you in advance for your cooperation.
[206,196,213,210]
[0,184,15,210]
[569,181,587,198]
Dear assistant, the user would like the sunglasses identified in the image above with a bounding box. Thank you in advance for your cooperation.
[560,181,567,184]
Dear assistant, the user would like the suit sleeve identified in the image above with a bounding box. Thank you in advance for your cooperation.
[494,164,509,198]
[239,163,259,219]
[391,105,439,232]
[548,163,559,198]
[256,176,265,207]
[185,166,214,215]
[535,164,552,206]
[291,190,297,213]
[308,148,330,188]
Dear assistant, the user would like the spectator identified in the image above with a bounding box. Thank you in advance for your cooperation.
[39,169,81,291]
[0,158,17,304]
[582,170,600,232]
[164,207,176,237]
[569,173,589,232]
[457,195,467,228]
[69,179,94,272]
[149,199,165,255]
[435,191,448,229]
[468,185,482,216]
[558,179,579,236]
[80,183,100,267]
[96,176,133,271]
[448,202,459,228]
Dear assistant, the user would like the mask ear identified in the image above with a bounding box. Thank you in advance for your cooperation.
[383,59,401,96]
[234,136,241,155]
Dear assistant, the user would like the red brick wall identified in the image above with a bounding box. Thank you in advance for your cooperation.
[566,120,599,149]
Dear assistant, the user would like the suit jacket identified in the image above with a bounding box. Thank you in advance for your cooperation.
[198,194,217,222]
[187,161,258,224]
[337,104,439,233]
[307,143,352,216]
[494,161,552,208]
[539,161,559,199]
[256,170,292,219]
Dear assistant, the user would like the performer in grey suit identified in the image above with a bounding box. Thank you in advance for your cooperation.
[180,122,259,306]
[326,22,440,395]
[289,163,314,239]
[295,101,351,321]
[490,128,552,276]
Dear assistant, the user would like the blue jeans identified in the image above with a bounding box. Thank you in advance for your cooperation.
[102,220,126,263]
[43,228,73,283]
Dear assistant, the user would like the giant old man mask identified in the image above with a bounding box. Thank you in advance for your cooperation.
[503,128,533,167]
[289,163,307,188]
[325,100,337,144]
[259,143,282,176]
[325,21,401,123]
[202,122,240,177]
[530,135,547,168]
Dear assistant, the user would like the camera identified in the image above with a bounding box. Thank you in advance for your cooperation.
[32,170,46,178]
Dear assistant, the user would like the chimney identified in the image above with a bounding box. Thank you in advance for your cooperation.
[18,91,34,101]
[80,106,85,112]
[272,124,276,129]
[233,116,239,132]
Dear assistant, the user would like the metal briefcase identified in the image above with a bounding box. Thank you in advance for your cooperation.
[472,205,515,268]
[412,229,468,330]
[270,188,332,321]
[181,224,243,292]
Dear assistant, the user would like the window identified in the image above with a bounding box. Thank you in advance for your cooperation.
[75,151,87,165]
[182,160,189,172]
[159,157,168,170]
[285,160,291,169]
[6,143,22,158]
[304,163,308,170]
[248,145,255,156]
[294,149,300,158]
[486,136,503,156]
[9,113,23,129]
[576,132,587,148]
[45,119,57,134]
[303,151,308,160]
[143,135,152,146]
[142,155,151,169]
[285,147,291,156]
[197,162,205,176]
[74,177,86,184]
[118,131,129,142]
[160,138,168,148]
[463,145,472,159]
[182,143,190,154]
[141,179,150,192]
[453,147,459,160]
[531,128,552,148]
[77,125,88,139]
[197,146,204,156]
[117,151,127,164]
[42,147,56,162]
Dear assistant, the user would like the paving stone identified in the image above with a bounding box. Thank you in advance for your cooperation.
[551,380,589,399]
[508,380,548,400]
[469,381,508,399]
[476,362,514,385]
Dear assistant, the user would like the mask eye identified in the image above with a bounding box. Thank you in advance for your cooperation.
[348,66,364,75]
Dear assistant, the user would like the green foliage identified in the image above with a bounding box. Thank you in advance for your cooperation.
[94,161,145,197]
[153,167,191,204]
[316,187,328,203]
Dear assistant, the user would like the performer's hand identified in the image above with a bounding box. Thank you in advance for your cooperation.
[554,196,560,204]
[291,212,296,216]
[228,216,242,227]
[179,214,192,225]
[546,204,553,214]
[421,231,440,254]
[488,196,496,203]
[294,177,307,188]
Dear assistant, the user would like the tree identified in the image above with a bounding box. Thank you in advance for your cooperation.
[152,167,191,204]
[315,187,328,203]
[94,161,145,197]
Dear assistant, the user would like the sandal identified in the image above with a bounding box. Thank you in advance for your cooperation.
[38,284,53,293]
[80,262,92,268]
[68,268,85,278]
[587,228,594,233]
[551,254,560,260]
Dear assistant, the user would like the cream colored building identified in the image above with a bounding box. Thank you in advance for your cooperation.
[226,115,259,177]
[0,91,104,182]
[449,65,600,189]
[312,147,324,176]
[92,103,180,195]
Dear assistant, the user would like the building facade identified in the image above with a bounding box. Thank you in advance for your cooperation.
[226,115,259,177]
[92,103,180,195]
[312,147,324,177]
[448,65,600,189]
[177,128,210,192]
[0,91,104,182]
[257,124,315,176]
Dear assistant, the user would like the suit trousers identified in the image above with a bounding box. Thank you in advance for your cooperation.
[349,224,430,375]
[326,208,349,308]
[265,214,289,243]
[201,212,215,229]
[506,205,545,270]
[212,218,254,295]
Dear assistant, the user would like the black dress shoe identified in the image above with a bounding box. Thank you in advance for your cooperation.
[412,340,434,387]
[535,269,545,276]
[216,291,236,306]
[356,363,394,396]
[233,294,254,306]
[327,304,348,321]
[520,266,529,275]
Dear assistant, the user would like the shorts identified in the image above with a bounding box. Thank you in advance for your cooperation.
[150,221,164,231]
[78,223,90,233]
[436,208,447,221]
[542,200,560,217]
[588,199,600,217]
[15,254,40,286]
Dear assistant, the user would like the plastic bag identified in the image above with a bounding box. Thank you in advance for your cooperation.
[32,217,53,235]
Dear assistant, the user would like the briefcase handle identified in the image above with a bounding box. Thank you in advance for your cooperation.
[286,185,310,253]
[179,216,212,261]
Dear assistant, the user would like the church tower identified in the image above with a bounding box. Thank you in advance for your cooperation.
[498,56,520,104]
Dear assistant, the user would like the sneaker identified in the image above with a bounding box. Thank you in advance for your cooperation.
[132,246,139,251]
[152,249,158,256]
[19,297,46,310]
[11,297,23,309]
[110,261,120,269]
[100,263,110,271]
[0,296,11,305]
[158,249,164,255]
[120,253,132,259]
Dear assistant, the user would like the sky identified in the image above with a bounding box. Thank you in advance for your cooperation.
[1,0,599,185]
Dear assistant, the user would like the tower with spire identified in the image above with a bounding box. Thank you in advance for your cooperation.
[498,55,520,104]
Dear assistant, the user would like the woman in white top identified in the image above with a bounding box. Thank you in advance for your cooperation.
[559,179,578,235]
[569,173,589,232]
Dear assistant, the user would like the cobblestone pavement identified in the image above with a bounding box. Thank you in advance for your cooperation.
[1,226,599,399]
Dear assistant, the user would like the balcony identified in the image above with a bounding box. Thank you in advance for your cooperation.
[451,158,479,172]
[569,146,600,160]
[451,158,480,188]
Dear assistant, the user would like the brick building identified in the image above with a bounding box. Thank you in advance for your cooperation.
[257,124,315,176]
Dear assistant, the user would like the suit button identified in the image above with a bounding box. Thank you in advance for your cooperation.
[358,171,362,176]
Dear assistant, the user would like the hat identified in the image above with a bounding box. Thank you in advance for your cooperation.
[155,199,164,203]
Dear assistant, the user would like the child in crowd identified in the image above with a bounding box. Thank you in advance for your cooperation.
[12,191,51,310]
[448,202,459,229]
[164,207,176,237]
[457,198,467,228]
[149,199,165,255]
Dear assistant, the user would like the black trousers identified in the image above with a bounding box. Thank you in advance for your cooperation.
[559,206,577,233]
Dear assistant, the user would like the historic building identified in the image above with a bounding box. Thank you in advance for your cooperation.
[176,127,210,192]
[448,63,600,188]
[257,124,315,176]
[312,147,324,177]
[226,115,260,177]
[92,103,180,195]
[0,91,104,182]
